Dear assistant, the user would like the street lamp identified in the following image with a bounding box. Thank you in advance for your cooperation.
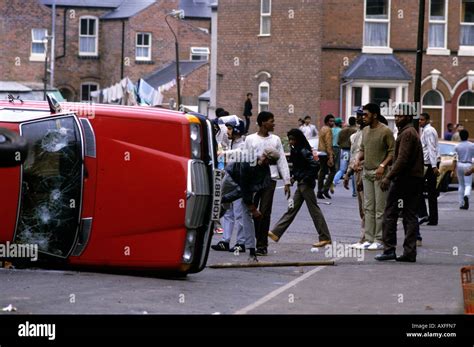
[165,9,185,111]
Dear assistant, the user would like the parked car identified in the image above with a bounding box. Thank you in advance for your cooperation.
[0,95,216,275]
[437,140,474,192]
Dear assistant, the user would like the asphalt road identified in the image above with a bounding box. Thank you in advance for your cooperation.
[0,185,472,315]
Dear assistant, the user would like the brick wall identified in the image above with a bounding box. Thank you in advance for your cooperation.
[216,0,323,137]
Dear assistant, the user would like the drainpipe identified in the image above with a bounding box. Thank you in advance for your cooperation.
[121,20,125,79]
[339,79,354,118]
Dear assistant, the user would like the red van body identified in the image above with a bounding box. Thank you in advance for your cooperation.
[0,98,216,274]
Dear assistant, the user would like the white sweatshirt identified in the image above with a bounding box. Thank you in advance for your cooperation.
[244,133,291,185]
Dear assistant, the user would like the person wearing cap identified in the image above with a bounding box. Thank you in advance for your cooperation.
[354,103,395,251]
[221,147,281,262]
[375,104,424,263]
[211,116,247,253]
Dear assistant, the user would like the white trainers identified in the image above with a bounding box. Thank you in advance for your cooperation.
[358,241,372,249]
[368,242,384,251]
[349,242,362,249]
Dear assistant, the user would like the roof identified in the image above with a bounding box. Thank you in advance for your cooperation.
[342,54,412,81]
[0,82,32,92]
[39,0,122,8]
[144,61,208,88]
[101,0,156,19]
[198,90,210,101]
[180,0,212,19]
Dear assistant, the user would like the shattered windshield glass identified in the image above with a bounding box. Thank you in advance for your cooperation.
[15,116,83,258]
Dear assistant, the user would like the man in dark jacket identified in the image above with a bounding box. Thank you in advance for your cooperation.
[221,148,280,261]
[375,104,424,263]
[243,93,253,134]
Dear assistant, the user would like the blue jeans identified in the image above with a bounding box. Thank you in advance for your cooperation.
[333,149,350,185]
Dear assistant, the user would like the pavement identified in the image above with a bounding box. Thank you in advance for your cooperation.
[0,184,473,315]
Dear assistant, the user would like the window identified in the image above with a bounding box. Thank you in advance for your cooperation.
[258,82,270,113]
[190,47,210,61]
[260,0,271,36]
[363,0,392,53]
[461,0,474,48]
[428,0,449,54]
[422,90,444,135]
[136,33,152,61]
[30,29,48,61]
[352,87,362,114]
[458,91,474,137]
[79,17,98,56]
[81,83,99,102]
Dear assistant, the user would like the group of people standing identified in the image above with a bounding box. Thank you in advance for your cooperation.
[210,98,473,263]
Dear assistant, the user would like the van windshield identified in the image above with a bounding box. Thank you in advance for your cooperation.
[15,116,83,258]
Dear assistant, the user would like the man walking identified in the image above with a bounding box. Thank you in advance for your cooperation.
[418,113,440,227]
[375,104,424,263]
[317,114,335,199]
[243,93,253,134]
[244,111,291,255]
[354,103,395,251]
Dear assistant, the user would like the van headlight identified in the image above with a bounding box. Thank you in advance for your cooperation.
[190,123,201,159]
[182,229,197,263]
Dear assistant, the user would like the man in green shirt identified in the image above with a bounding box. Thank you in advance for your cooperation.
[354,103,395,251]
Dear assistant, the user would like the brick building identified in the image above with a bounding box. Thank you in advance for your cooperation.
[0,0,212,107]
[215,0,474,138]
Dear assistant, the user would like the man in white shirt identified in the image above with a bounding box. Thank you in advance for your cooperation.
[300,116,318,141]
[418,113,440,226]
[244,111,291,255]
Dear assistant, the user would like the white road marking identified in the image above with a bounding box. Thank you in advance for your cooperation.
[234,258,341,314]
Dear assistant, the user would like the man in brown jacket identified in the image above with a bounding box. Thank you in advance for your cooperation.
[375,104,424,263]
[317,114,335,199]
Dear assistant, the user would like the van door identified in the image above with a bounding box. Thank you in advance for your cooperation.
[14,115,83,258]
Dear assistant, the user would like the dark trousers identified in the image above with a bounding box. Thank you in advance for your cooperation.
[382,177,423,258]
[272,183,331,241]
[418,166,438,224]
[253,180,277,249]
[244,116,251,134]
[317,155,337,193]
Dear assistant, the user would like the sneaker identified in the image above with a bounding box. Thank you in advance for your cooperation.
[359,241,372,250]
[229,244,246,253]
[214,227,224,234]
[349,242,363,249]
[211,241,229,251]
[418,216,429,225]
[255,247,268,256]
[461,196,469,210]
[312,240,332,247]
[268,231,280,242]
[368,242,384,251]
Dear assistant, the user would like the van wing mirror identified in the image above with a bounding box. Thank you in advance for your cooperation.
[0,128,28,167]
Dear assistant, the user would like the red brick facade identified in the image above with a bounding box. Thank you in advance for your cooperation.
[1,0,210,105]
[217,0,474,137]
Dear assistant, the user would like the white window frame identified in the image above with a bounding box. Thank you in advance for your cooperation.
[258,81,270,113]
[136,32,152,61]
[79,16,99,56]
[362,0,393,54]
[457,90,474,125]
[190,47,210,61]
[422,89,445,137]
[259,0,271,36]
[80,82,99,102]
[427,0,450,55]
[30,28,48,61]
[459,0,474,56]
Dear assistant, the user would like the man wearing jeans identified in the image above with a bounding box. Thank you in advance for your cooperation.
[354,103,395,251]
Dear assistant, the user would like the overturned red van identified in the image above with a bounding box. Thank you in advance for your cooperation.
[0,95,216,275]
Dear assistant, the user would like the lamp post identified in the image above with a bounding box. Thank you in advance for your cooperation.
[165,9,185,111]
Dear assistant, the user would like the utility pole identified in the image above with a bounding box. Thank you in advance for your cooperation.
[50,0,56,89]
[414,0,426,131]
